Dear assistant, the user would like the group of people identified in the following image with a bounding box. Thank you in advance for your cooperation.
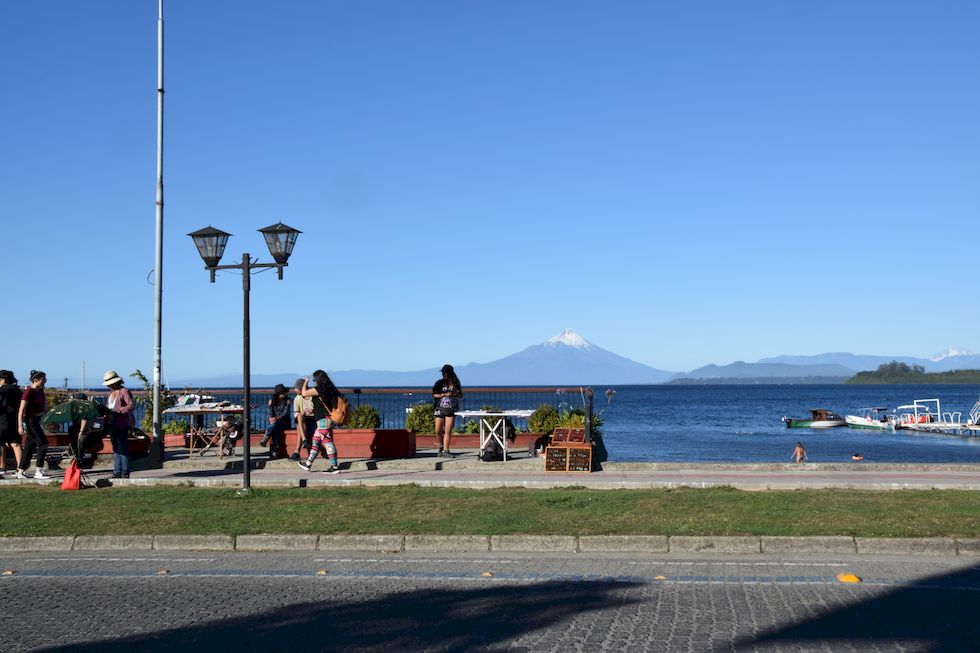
[254,370,345,474]
[259,364,463,471]
[0,363,466,479]
[0,369,136,480]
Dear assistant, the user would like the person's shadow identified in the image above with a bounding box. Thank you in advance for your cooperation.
[47,579,641,652]
[733,562,980,652]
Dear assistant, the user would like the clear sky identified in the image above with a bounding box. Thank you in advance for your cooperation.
[2,1,978,385]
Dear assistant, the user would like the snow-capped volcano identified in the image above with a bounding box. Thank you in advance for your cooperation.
[545,328,593,350]
[931,347,976,362]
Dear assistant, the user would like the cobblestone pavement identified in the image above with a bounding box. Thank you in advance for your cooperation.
[1,552,978,652]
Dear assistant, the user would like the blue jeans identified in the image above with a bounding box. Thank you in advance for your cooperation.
[264,418,289,448]
[110,423,130,477]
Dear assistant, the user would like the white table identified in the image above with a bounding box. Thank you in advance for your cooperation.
[455,410,534,462]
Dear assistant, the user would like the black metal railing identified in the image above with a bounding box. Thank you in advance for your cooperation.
[94,386,596,432]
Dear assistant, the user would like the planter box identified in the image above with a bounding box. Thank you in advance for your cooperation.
[282,428,415,459]
[43,433,150,456]
[414,432,545,450]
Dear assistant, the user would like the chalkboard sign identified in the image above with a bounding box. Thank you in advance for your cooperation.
[545,446,568,472]
[544,445,592,472]
[568,447,591,472]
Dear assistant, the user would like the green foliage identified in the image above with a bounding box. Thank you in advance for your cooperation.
[556,408,604,437]
[164,419,189,435]
[346,404,381,429]
[405,402,435,433]
[529,404,559,434]
[848,361,980,384]
[130,369,179,433]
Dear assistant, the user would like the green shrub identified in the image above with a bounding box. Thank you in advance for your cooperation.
[346,404,381,429]
[405,402,435,433]
[164,419,189,435]
[556,408,604,437]
[529,404,559,434]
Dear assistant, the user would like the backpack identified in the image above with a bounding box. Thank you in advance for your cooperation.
[320,394,350,426]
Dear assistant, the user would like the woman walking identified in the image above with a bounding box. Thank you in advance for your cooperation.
[0,370,24,478]
[103,370,135,479]
[432,364,463,458]
[297,370,343,474]
[17,370,49,479]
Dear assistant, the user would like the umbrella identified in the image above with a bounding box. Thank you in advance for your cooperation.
[41,399,101,426]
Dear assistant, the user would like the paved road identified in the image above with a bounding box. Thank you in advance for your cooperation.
[2,551,978,652]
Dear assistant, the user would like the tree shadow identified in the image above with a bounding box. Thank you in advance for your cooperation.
[733,562,980,652]
[46,579,641,652]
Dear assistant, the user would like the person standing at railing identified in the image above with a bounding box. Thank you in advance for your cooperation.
[432,364,463,458]
[103,370,135,479]
[289,378,315,461]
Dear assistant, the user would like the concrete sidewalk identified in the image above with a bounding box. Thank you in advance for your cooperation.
[8,447,980,490]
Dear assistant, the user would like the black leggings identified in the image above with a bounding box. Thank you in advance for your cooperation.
[20,417,47,470]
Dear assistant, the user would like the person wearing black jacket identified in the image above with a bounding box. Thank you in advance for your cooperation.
[0,370,24,478]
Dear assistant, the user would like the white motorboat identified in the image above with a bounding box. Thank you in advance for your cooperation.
[845,407,891,430]
[164,394,242,414]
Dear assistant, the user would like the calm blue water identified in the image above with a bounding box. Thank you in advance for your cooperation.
[159,384,980,463]
[601,384,980,463]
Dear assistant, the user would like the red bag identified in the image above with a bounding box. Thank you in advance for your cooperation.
[61,459,81,491]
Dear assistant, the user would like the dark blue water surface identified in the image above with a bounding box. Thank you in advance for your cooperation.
[600,384,980,463]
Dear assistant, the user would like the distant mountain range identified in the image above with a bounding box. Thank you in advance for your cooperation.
[165,332,980,388]
[174,329,673,387]
[669,348,980,382]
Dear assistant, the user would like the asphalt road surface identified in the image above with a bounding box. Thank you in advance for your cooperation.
[1,551,978,652]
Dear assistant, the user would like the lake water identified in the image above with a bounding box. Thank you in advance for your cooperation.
[161,383,980,463]
[601,384,980,463]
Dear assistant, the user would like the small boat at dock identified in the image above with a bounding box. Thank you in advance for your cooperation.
[845,407,891,430]
[782,409,846,429]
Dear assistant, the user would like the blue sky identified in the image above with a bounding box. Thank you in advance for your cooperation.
[2,1,979,384]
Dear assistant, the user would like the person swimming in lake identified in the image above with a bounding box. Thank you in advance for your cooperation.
[851,453,864,461]
[791,441,807,464]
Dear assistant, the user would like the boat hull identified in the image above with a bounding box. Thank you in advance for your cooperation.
[784,419,846,429]
[845,416,888,430]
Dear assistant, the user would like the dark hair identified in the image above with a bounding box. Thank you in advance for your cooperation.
[29,370,46,383]
[441,365,461,391]
[0,370,15,384]
[312,369,340,410]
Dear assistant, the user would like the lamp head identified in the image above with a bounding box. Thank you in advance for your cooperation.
[188,226,232,268]
[258,222,301,264]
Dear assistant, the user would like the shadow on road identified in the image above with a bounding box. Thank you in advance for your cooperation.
[47,579,640,652]
[733,562,980,652]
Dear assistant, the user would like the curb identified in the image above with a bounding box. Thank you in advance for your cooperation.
[1,535,979,556]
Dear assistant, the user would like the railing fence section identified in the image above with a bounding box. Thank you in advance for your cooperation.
[88,386,596,432]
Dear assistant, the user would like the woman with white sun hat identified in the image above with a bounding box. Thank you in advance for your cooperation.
[103,370,135,479]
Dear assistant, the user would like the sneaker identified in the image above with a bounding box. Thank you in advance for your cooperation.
[259,436,270,447]
[34,468,50,480]
[0,470,5,478]
[289,452,300,461]
[15,470,27,480]
[324,466,341,475]
[297,461,312,471]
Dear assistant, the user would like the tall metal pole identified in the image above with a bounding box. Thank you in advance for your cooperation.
[241,254,252,492]
[151,0,166,466]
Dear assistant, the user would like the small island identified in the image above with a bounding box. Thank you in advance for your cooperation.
[846,361,980,384]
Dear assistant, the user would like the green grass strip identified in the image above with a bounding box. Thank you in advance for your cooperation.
[3,485,979,538]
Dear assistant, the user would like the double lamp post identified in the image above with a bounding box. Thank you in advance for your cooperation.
[188,222,300,492]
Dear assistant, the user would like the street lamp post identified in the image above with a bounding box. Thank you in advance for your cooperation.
[188,222,301,492]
